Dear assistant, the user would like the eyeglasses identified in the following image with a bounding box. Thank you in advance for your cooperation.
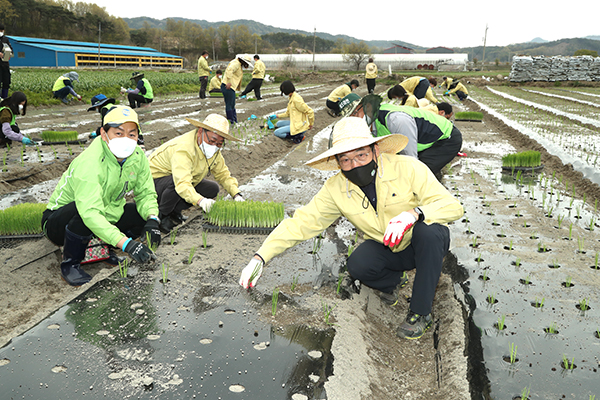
[337,148,372,169]
[204,130,225,148]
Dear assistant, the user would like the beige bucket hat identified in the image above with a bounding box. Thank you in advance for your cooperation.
[236,54,254,68]
[305,117,408,171]
[186,114,242,142]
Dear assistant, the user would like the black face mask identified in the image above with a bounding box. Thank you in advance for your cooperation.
[341,159,377,187]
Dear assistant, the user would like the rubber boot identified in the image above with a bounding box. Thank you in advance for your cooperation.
[61,227,93,286]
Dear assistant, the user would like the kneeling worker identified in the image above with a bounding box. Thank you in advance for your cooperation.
[239,117,463,339]
[148,114,244,233]
[42,106,161,286]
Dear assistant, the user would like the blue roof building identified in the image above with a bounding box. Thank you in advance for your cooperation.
[7,36,183,68]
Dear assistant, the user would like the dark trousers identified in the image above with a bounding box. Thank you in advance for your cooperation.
[42,202,145,246]
[241,78,263,99]
[366,78,376,94]
[199,76,208,99]
[221,83,236,111]
[153,175,219,218]
[456,90,468,101]
[413,79,430,99]
[347,222,450,315]
[326,99,340,115]
[0,64,10,98]
[418,126,463,177]
[52,86,71,100]
[128,93,152,109]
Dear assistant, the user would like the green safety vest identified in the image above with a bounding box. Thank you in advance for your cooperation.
[374,104,453,152]
[0,106,16,125]
[52,76,70,92]
[141,78,153,100]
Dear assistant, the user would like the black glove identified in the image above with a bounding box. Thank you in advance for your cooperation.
[141,219,161,249]
[124,239,156,264]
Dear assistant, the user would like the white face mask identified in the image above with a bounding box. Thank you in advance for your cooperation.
[0,32,4,37]
[107,137,137,159]
[18,104,23,113]
[201,142,219,159]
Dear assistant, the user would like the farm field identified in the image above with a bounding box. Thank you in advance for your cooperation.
[1,72,600,399]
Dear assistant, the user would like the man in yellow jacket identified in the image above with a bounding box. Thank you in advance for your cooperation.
[221,54,253,123]
[240,55,266,100]
[365,58,378,94]
[148,114,244,232]
[444,81,469,101]
[399,76,438,104]
[198,50,211,99]
[272,80,314,144]
[239,117,463,340]
[209,70,223,95]
[326,80,359,116]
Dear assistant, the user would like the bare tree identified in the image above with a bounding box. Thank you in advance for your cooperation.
[342,41,372,71]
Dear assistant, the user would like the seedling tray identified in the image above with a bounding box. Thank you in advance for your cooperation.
[455,118,483,122]
[201,223,275,235]
[40,139,87,146]
[501,165,544,173]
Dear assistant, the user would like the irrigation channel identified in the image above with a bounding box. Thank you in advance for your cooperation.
[2,80,600,399]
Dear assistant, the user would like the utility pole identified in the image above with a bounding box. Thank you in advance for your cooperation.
[97,21,101,69]
[312,27,316,71]
[481,23,488,71]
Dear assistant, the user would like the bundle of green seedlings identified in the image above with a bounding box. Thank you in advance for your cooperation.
[454,111,483,121]
[41,130,79,143]
[0,203,47,235]
[205,199,285,228]
[502,150,541,168]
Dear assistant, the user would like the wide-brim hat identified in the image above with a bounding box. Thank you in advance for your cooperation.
[186,115,242,142]
[87,94,115,111]
[103,105,141,134]
[64,71,79,82]
[131,72,144,80]
[305,117,408,171]
[236,54,254,68]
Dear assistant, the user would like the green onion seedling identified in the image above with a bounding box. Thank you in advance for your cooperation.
[202,231,208,249]
[579,298,589,311]
[497,314,505,330]
[271,288,279,316]
[161,262,169,283]
[565,276,573,287]
[188,246,196,264]
[118,258,130,278]
[170,228,178,245]
[509,343,518,364]
[291,274,299,292]
[336,274,344,294]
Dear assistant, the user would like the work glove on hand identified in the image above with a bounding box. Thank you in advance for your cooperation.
[120,86,127,94]
[239,257,264,289]
[89,130,98,139]
[198,197,216,213]
[22,137,34,145]
[141,219,162,249]
[383,211,417,248]
[268,114,277,120]
[76,94,82,101]
[234,194,245,202]
[444,91,449,96]
[123,239,157,264]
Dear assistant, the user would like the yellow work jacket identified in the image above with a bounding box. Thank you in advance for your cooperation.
[400,76,438,104]
[222,59,244,91]
[198,56,211,77]
[449,82,468,95]
[256,154,463,263]
[365,62,378,79]
[327,84,351,102]
[440,78,454,90]
[148,130,240,206]
[277,92,314,136]
[209,75,222,91]
[252,60,266,79]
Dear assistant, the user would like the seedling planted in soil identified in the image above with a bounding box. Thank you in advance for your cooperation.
[271,288,279,316]
[161,262,169,284]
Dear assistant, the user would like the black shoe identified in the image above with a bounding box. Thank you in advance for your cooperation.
[397,311,433,340]
[159,216,177,233]
[379,272,409,306]
[169,211,188,225]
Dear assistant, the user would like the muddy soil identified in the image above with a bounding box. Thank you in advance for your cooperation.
[2,74,598,399]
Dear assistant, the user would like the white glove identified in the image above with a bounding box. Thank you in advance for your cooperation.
[198,197,216,213]
[120,86,127,94]
[234,194,245,202]
[76,94,81,100]
[239,258,264,289]
[383,211,417,248]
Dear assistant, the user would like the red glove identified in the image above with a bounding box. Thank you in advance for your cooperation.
[383,211,417,247]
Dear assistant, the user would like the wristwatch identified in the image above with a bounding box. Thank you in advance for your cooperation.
[414,207,424,222]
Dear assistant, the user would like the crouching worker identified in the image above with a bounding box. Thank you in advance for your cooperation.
[239,117,463,340]
[272,80,314,144]
[148,114,244,233]
[42,106,161,286]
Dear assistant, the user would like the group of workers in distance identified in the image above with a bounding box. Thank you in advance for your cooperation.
[34,54,465,341]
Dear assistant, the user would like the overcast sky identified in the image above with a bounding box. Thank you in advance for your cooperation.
[87,0,598,49]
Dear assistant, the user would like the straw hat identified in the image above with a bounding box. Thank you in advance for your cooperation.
[305,117,408,171]
[186,114,242,142]
[236,54,254,68]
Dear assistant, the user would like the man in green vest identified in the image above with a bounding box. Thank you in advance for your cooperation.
[121,72,153,109]
[352,94,462,179]
[52,71,82,104]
